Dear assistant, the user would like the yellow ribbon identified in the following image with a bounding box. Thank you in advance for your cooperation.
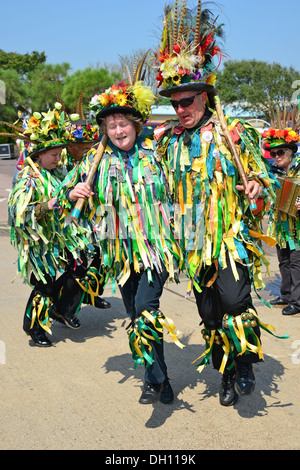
[142,310,185,349]
[248,229,277,247]
[30,294,52,334]
[218,330,231,374]
[192,330,215,373]
[76,270,100,306]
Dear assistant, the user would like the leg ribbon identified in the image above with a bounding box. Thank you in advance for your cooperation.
[26,293,52,334]
[193,308,288,374]
[75,266,102,308]
[127,310,184,369]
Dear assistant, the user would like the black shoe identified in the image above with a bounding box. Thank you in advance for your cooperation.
[93,297,111,309]
[219,372,238,406]
[24,325,52,347]
[235,362,255,395]
[139,382,163,405]
[62,314,81,329]
[270,296,288,306]
[160,378,174,404]
[282,304,300,315]
[51,309,81,329]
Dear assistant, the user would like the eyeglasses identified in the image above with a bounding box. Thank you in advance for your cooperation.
[270,149,288,158]
[170,93,202,109]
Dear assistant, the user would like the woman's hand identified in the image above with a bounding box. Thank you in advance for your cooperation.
[68,182,93,202]
[295,200,300,211]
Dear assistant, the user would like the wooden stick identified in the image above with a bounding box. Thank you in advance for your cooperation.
[71,134,108,223]
[26,156,45,184]
[213,94,257,211]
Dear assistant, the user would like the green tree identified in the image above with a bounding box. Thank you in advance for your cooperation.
[61,67,122,115]
[25,62,71,112]
[0,49,46,76]
[0,69,27,140]
[216,60,300,120]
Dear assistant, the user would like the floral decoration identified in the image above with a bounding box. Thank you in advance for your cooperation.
[89,79,155,122]
[23,102,70,153]
[67,114,99,142]
[154,2,226,92]
[262,127,300,144]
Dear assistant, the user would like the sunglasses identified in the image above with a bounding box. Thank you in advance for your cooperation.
[170,93,202,109]
[270,149,288,158]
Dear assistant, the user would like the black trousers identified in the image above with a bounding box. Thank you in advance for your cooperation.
[193,259,261,371]
[23,249,104,331]
[119,265,169,384]
[23,270,84,331]
[54,248,105,312]
[276,244,300,309]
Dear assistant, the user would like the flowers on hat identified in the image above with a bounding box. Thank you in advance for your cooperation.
[154,1,225,92]
[156,43,206,89]
[89,79,155,122]
[23,102,70,154]
[262,127,300,145]
[67,114,99,142]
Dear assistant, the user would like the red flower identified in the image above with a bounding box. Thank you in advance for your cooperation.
[173,44,181,53]
[158,50,170,63]
[156,71,163,87]
[275,129,285,139]
[178,67,189,76]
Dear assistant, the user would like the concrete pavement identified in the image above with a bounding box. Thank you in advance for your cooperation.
[0,160,299,450]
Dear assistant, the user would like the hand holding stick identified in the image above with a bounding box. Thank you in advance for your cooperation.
[71,134,108,223]
[213,94,257,211]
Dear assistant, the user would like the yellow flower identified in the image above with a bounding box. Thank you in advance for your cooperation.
[100,94,109,106]
[172,75,181,86]
[130,82,155,115]
[28,116,40,128]
[115,94,127,106]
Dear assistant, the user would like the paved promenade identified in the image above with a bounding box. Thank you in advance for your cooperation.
[0,159,299,451]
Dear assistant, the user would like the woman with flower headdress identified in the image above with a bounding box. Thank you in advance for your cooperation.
[6,104,95,347]
[152,0,288,407]
[56,57,184,404]
[263,122,300,315]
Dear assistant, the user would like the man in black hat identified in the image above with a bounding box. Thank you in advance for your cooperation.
[154,0,277,406]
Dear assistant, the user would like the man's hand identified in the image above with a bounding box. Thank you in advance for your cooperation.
[69,182,93,202]
[236,180,262,202]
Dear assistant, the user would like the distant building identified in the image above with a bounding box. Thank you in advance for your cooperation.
[148,104,271,134]
[222,105,270,134]
[149,105,177,126]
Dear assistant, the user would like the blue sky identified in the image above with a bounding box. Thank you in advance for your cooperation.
[1,0,299,73]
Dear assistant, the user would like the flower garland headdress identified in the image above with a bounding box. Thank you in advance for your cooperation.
[154,0,226,97]
[0,102,70,158]
[89,51,155,124]
[262,102,300,151]
[66,89,99,142]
